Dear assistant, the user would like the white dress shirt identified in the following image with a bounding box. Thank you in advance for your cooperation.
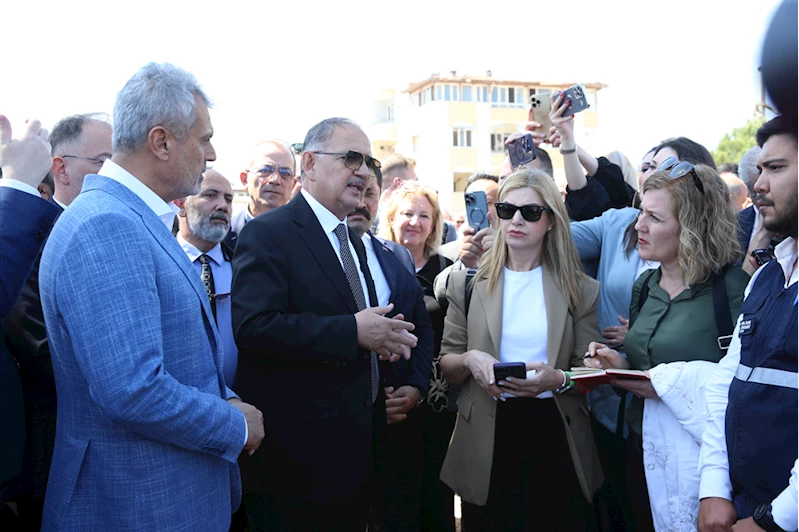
[0,177,40,196]
[300,189,371,305]
[699,237,798,531]
[178,236,238,388]
[98,159,179,230]
[500,266,551,399]
[362,233,391,307]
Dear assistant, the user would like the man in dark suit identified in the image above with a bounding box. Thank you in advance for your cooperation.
[224,139,295,250]
[232,117,419,531]
[0,114,59,522]
[348,167,434,530]
[3,113,113,529]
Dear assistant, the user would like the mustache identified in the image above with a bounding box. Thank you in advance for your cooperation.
[349,208,371,221]
[347,177,365,190]
[208,211,230,225]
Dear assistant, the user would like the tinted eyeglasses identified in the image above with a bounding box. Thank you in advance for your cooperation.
[494,202,552,222]
[656,156,704,195]
[313,150,382,178]
[247,164,294,180]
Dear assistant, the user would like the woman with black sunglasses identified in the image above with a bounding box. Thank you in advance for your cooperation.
[437,168,603,531]
[584,162,749,531]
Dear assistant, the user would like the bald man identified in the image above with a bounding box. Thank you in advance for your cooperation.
[176,169,238,387]
[721,172,751,213]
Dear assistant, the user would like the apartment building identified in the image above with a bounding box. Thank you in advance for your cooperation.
[368,71,607,213]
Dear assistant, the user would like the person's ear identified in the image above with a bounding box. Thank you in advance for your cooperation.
[148,126,170,161]
[51,156,69,186]
[301,152,316,182]
[174,197,187,215]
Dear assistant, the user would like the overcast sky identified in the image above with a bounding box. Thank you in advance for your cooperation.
[2,0,783,184]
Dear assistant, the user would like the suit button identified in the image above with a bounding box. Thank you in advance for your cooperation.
[364,399,373,408]
[565,415,571,425]
[35,232,44,243]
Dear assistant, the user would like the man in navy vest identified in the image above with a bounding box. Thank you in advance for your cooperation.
[698,115,798,532]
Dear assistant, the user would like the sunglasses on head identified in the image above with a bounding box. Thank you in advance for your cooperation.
[248,164,294,180]
[494,202,552,222]
[313,150,382,179]
[656,156,705,195]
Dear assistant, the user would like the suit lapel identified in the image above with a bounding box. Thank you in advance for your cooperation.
[290,194,359,314]
[475,273,503,358]
[542,265,568,366]
[87,177,223,366]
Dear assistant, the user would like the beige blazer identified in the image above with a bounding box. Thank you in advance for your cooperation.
[439,265,604,506]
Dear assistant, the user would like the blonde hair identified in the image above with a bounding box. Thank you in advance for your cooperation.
[606,150,638,191]
[477,168,586,313]
[641,165,741,285]
[378,183,443,259]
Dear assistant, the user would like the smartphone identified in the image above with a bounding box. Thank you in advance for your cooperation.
[751,248,775,266]
[530,94,554,142]
[464,190,490,231]
[556,83,590,117]
[507,133,537,170]
[494,362,527,381]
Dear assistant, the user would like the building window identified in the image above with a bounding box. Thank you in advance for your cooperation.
[453,128,472,148]
[476,86,488,102]
[424,86,434,104]
[412,92,421,107]
[462,85,473,102]
[436,84,460,102]
[508,87,525,107]
[490,133,510,152]
[491,86,509,107]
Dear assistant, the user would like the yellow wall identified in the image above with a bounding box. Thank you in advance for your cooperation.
[450,147,478,170]
[583,111,598,129]
[490,107,527,123]
[448,102,477,125]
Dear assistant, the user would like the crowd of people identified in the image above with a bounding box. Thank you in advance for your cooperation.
[0,11,797,532]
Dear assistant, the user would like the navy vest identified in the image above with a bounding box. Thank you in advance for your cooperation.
[725,260,798,518]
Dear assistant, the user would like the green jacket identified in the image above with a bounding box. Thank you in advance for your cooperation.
[625,267,750,436]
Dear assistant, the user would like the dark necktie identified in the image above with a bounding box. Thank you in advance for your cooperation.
[198,254,216,321]
[333,224,378,403]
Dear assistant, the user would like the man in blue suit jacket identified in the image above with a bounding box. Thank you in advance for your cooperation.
[348,171,434,530]
[38,63,264,532]
[0,115,59,514]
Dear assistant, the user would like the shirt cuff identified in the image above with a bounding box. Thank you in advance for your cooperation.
[0,178,40,197]
[698,468,733,501]
[772,488,798,531]
[242,412,249,448]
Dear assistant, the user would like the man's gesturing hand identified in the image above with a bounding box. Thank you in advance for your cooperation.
[0,115,53,188]
[355,304,417,361]
[228,398,265,455]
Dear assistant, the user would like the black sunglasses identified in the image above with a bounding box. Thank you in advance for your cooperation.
[247,164,294,180]
[313,150,382,178]
[656,156,704,195]
[494,202,552,222]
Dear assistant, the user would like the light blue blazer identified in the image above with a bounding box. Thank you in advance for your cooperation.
[39,175,246,531]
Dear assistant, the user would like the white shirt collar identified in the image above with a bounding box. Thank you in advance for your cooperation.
[53,197,68,210]
[300,188,347,234]
[177,234,224,265]
[98,159,179,230]
[774,237,798,287]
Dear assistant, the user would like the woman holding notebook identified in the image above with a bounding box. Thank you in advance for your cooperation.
[584,160,749,531]
[438,168,603,531]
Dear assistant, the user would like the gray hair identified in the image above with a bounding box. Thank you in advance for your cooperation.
[50,113,110,156]
[738,145,762,195]
[113,62,211,154]
[300,118,360,181]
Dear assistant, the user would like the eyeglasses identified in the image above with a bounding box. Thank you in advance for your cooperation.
[312,150,382,178]
[494,202,552,222]
[61,155,107,166]
[247,164,294,180]
[656,156,705,195]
